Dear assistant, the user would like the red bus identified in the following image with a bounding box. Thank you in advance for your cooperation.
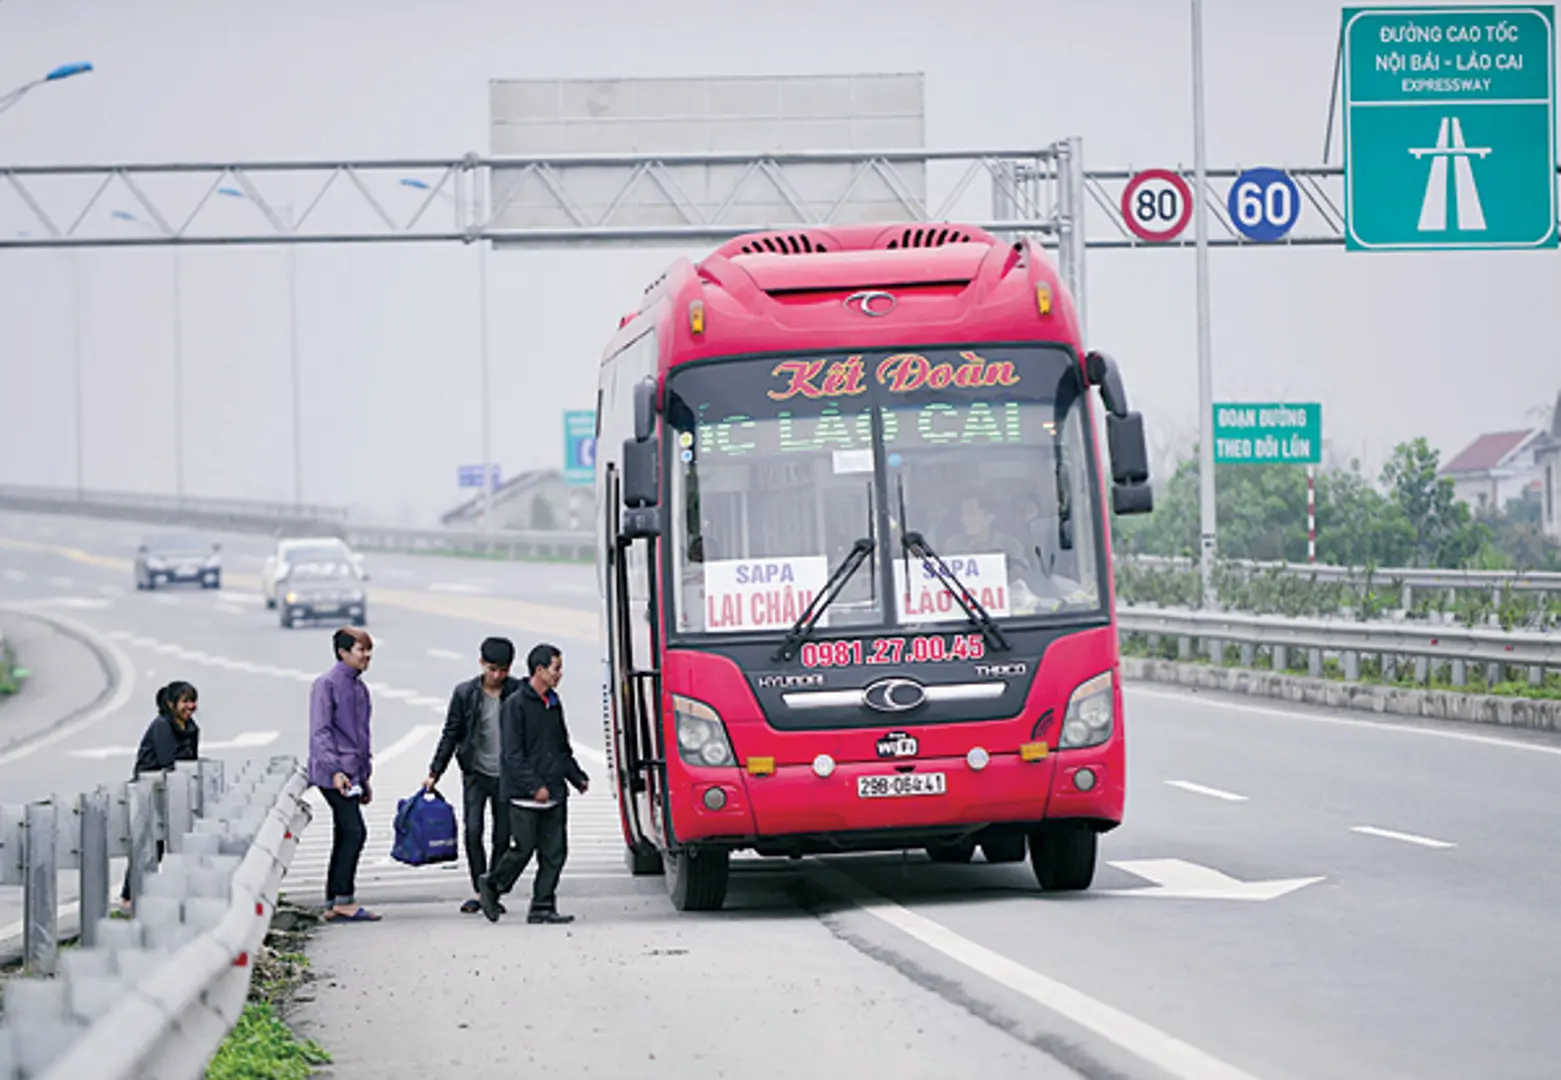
[595,223,1152,911]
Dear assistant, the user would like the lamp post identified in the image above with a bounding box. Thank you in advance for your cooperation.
[0,62,93,118]
[4,62,95,495]
[400,177,495,532]
[1191,0,1217,608]
[217,187,302,508]
[111,210,186,501]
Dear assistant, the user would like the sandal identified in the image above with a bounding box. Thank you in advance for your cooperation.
[326,906,382,922]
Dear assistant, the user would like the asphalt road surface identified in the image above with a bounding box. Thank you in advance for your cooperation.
[2,509,1558,1079]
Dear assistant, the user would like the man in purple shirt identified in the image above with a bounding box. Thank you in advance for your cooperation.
[309,626,381,922]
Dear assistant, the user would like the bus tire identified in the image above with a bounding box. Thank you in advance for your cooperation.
[625,843,664,876]
[1029,824,1097,892]
[925,838,977,863]
[665,846,729,912]
[980,833,1027,864]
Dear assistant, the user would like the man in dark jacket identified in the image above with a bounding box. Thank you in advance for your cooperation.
[478,642,588,925]
[425,636,522,914]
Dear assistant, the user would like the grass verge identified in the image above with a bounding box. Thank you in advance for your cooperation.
[205,898,331,1080]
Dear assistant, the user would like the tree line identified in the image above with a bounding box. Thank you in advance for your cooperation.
[1115,437,1561,571]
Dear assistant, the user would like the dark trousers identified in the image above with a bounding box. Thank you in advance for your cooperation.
[320,787,367,906]
[461,771,509,894]
[119,840,165,902]
[488,801,568,914]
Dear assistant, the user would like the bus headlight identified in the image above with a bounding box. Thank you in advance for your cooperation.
[1058,672,1114,750]
[672,694,736,767]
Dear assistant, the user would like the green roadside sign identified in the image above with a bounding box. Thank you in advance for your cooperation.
[1213,403,1322,464]
[1342,5,1558,251]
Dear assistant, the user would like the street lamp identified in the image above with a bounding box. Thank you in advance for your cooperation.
[3,62,95,495]
[1190,0,1217,608]
[400,176,496,532]
[217,186,302,508]
[110,209,186,501]
[0,62,94,117]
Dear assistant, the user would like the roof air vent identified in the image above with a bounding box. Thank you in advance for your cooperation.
[885,226,974,250]
[735,231,829,255]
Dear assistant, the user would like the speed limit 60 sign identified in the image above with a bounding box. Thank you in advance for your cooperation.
[1121,169,1193,243]
[1227,167,1300,243]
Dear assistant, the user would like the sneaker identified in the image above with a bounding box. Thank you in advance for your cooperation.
[460,898,481,914]
[526,910,574,925]
[477,874,502,922]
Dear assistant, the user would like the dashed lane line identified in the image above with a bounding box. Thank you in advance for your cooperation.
[1165,780,1249,802]
[1350,825,1456,849]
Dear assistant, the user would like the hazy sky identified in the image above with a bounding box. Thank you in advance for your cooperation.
[1,0,1557,525]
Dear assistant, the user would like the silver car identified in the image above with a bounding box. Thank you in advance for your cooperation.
[278,559,368,629]
[135,534,221,591]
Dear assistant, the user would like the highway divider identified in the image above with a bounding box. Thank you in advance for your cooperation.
[1119,606,1561,731]
[0,755,311,1080]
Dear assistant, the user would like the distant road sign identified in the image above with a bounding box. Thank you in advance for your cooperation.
[563,410,596,486]
[1341,5,1557,251]
[457,463,500,489]
[1213,402,1322,464]
[1228,167,1301,242]
[1120,169,1194,242]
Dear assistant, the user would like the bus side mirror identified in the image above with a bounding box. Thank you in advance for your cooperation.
[1085,350,1129,418]
[1105,412,1149,486]
[1113,484,1154,515]
[622,436,659,510]
[633,379,658,443]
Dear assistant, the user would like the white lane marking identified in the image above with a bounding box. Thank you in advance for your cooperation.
[48,575,74,587]
[1103,859,1323,901]
[68,730,280,759]
[1165,780,1249,803]
[0,610,137,767]
[376,724,437,765]
[3,570,25,582]
[812,867,1260,1080]
[214,604,246,615]
[426,648,463,661]
[376,688,417,701]
[576,743,606,767]
[428,582,486,595]
[1130,686,1561,759]
[406,695,446,708]
[152,595,181,607]
[38,597,113,610]
[1350,825,1456,849]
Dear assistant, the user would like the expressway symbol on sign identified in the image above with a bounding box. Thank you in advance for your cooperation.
[1410,117,1490,232]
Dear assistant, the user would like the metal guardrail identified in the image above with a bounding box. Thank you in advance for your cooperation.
[1120,554,1561,601]
[1118,606,1561,687]
[344,523,595,562]
[0,756,311,1080]
[0,485,347,538]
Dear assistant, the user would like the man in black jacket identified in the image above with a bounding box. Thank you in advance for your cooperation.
[425,637,522,914]
[478,642,589,925]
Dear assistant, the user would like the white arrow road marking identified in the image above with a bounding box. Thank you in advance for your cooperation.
[1350,825,1455,849]
[406,695,446,708]
[426,648,463,661]
[376,724,438,765]
[67,731,281,760]
[1104,859,1324,901]
[1165,780,1248,802]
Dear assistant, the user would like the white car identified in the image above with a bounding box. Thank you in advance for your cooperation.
[261,538,367,609]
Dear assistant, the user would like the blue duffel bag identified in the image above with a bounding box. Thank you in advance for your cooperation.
[391,787,459,866]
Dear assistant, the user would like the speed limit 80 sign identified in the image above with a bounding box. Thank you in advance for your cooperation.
[1120,169,1193,243]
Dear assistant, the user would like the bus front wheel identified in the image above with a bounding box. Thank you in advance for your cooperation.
[1029,824,1097,892]
[665,845,729,912]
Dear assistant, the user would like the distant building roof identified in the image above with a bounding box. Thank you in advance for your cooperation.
[1441,429,1541,474]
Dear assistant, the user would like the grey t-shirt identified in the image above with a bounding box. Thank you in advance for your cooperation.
[470,691,503,779]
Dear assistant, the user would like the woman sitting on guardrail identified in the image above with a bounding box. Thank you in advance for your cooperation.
[115,680,201,912]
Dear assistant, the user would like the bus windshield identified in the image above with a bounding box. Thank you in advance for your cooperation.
[664,345,1104,638]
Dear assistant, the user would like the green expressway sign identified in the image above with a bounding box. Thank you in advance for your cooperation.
[1213,403,1322,464]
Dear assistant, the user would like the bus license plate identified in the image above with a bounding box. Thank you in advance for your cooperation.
[857,772,947,799]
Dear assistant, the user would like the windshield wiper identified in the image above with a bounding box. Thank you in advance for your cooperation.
[772,537,875,662]
[901,531,1012,653]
